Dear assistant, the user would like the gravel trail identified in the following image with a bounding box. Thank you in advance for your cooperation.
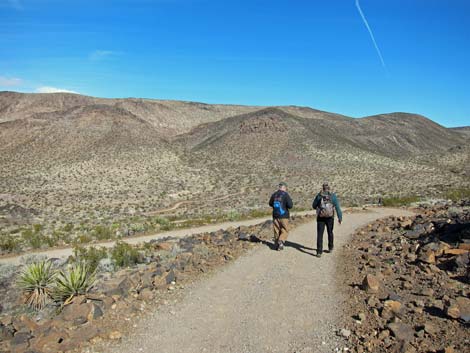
[97,207,413,353]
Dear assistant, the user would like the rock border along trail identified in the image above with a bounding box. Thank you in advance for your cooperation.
[90,208,413,353]
[0,212,316,266]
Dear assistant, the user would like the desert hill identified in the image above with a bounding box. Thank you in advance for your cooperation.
[451,126,470,139]
[180,108,464,158]
[0,91,468,237]
[0,91,260,136]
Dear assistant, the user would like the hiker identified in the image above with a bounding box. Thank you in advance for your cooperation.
[268,182,293,251]
[312,182,343,257]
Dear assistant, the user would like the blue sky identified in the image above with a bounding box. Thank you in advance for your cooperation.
[1,0,469,127]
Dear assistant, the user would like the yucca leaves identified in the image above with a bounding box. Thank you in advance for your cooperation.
[17,260,56,310]
[17,261,96,309]
[54,263,96,303]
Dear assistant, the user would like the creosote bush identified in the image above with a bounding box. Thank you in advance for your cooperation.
[111,241,140,267]
[382,195,421,207]
[73,245,108,272]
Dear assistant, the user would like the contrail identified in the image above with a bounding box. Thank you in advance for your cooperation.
[355,0,386,69]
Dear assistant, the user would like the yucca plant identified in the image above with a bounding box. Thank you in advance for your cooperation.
[54,263,96,304]
[17,261,56,310]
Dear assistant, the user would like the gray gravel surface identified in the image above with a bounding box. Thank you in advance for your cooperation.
[89,208,413,353]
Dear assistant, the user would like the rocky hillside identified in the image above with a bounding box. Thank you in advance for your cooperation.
[340,201,470,353]
[0,92,260,135]
[451,126,470,139]
[0,92,469,251]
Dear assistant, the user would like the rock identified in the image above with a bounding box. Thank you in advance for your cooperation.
[101,276,133,297]
[418,248,436,264]
[165,269,176,284]
[139,288,155,301]
[29,328,70,353]
[452,253,469,270]
[400,219,413,229]
[157,242,173,251]
[424,322,438,335]
[443,347,455,353]
[459,243,470,250]
[387,322,414,342]
[0,322,14,340]
[444,249,469,256]
[68,324,101,343]
[384,300,402,314]
[358,312,366,321]
[378,329,389,340]
[109,331,122,340]
[339,328,351,338]
[11,331,32,346]
[445,297,470,322]
[417,287,434,297]
[60,301,102,325]
[362,274,380,293]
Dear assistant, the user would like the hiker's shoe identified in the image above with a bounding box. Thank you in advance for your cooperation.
[278,241,284,251]
[328,247,334,253]
[316,252,322,258]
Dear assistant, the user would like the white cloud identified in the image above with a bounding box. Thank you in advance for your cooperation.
[35,86,79,94]
[89,50,120,61]
[0,76,23,87]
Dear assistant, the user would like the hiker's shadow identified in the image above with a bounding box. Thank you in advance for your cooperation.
[258,239,317,257]
[245,236,317,257]
[284,240,316,257]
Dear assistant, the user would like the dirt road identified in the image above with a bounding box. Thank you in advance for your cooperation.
[94,207,413,353]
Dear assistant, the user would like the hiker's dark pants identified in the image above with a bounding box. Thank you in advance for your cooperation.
[316,217,334,254]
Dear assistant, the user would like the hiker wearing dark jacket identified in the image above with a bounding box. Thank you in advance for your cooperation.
[312,182,342,257]
[269,182,293,251]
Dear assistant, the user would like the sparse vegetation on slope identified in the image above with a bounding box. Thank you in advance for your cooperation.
[0,92,469,254]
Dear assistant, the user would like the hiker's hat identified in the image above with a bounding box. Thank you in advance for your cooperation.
[279,182,288,188]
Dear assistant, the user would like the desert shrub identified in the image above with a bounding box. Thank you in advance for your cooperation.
[445,188,470,201]
[44,235,59,247]
[54,263,96,303]
[21,229,43,249]
[73,245,108,272]
[17,261,56,310]
[247,209,271,218]
[63,223,74,232]
[226,210,241,221]
[130,223,145,233]
[111,241,140,268]
[0,235,21,253]
[154,216,172,230]
[92,225,113,240]
[74,234,93,245]
[382,195,421,207]
[51,230,71,245]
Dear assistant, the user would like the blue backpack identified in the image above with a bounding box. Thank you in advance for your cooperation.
[273,193,286,216]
